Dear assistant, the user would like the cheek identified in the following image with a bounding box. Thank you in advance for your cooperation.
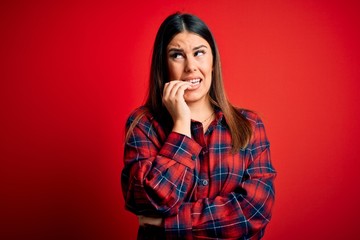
[202,57,213,75]
[203,62,213,78]
[167,62,180,79]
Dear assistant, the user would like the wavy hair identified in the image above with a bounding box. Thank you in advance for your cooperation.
[127,12,252,151]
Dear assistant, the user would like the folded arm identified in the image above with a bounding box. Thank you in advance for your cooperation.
[163,117,276,239]
[121,113,201,216]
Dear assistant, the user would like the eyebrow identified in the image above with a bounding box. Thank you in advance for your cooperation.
[168,44,208,52]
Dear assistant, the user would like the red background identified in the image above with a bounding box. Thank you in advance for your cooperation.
[1,0,360,239]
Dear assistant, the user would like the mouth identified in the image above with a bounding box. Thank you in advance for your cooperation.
[184,78,202,86]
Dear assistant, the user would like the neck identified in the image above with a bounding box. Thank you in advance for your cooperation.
[187,99,214,122]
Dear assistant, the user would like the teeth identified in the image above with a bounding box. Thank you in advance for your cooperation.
[188,78,201,84]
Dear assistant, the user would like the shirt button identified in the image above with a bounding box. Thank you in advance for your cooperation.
[191,155,196,160]
[202,179,208,186]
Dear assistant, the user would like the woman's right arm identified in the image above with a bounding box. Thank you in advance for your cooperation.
[121,111,201,217]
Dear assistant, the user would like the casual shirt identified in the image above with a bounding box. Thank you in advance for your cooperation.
[121,107,276,239]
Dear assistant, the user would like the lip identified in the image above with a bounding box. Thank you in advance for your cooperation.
[182,77,203,86]
[182,77,202,90]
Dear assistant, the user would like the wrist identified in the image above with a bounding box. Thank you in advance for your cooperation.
[173,120,191,138]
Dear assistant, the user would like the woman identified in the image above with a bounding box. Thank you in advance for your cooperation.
[121,12,276,239]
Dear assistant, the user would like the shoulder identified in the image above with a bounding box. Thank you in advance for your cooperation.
[125,106,167,144]
[236,108,264,127]
[125,106,154,129]
[237,108,269,147]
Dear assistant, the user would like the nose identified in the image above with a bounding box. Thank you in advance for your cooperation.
[184,56,197,72]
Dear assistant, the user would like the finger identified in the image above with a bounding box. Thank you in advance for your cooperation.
[163,81,189,102]
[174,82,192,99]
[168,81,191,99]
[163,82,171,100]
[163,81,182,99]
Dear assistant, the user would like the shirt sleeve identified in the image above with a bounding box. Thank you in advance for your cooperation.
[163,116,276,239]
[121,112,202,217]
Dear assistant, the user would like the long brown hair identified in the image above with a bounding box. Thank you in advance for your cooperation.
[126,13,252,151]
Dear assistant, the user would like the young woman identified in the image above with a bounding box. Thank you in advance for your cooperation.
[121,13,276,239]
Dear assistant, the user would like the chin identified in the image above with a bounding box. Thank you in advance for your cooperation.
[184,96,199,103]
[184,94,206,104]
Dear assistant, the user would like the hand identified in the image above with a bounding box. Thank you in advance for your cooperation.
[162,80,192,137]
[138,215,163,227]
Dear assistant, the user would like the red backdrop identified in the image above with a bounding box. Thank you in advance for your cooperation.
[1,0,360,239]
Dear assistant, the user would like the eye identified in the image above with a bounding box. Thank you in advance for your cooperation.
[170,52,184,59]
[194,50,206,57]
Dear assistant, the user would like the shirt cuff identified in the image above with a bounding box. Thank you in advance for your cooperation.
[159,132,202,169]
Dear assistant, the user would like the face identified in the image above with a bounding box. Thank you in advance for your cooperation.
[167,31,213,104]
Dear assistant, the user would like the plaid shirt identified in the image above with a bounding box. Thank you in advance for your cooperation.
[121,107,276,239]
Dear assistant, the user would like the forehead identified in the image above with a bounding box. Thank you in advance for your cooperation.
[167,32,210,49]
